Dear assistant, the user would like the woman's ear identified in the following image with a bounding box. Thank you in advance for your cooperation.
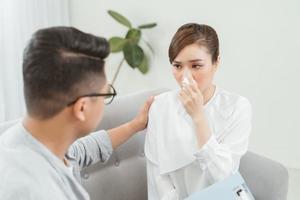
[213,56,220,72]
[73,98,86,121]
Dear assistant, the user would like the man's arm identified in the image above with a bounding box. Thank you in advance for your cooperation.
[68,96,154,169]
[108,96,153,149]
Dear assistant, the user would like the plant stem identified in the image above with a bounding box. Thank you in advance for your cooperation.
[111,58,125,85]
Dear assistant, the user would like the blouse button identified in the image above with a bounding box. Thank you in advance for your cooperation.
[114,161,120,167]
[82,172,89,179]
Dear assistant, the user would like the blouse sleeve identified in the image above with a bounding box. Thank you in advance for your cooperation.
[194,98,252,182]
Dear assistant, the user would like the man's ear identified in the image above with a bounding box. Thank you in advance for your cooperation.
[72,98,86,121]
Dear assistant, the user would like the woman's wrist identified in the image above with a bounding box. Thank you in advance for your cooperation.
[192,112,212,148]
[191,109,205,124]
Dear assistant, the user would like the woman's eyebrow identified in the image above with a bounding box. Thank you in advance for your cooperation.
[173,58,203,64]
[189,59,203,62]
[172,59,204,64]
[172,60,181,64]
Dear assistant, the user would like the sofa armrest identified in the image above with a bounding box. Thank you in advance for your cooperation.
[240,151,289,200]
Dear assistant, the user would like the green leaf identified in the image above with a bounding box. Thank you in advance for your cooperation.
[123,43,144,68]
[144,40,155,55]
[138,23,157,29]
[126,29,141,44]
[109,37,127,53]
[138,55,149,74]
[107,10,132,28]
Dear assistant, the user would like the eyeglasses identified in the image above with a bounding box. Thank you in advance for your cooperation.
[67,84,117,106]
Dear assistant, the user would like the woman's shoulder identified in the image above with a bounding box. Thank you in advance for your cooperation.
[149,90,179,115]
[212,87,252,118]
[155,89,176,98]
[152,90,177,105]
[215,87,251,108]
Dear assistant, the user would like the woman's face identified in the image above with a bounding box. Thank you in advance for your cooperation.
[172,43,219,93]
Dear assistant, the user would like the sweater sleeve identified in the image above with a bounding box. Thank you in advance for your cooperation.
[68,130,113,170]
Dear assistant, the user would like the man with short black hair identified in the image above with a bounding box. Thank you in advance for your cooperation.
[0,27,153,200]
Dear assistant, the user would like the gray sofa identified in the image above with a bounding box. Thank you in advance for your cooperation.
[0,89,289,200]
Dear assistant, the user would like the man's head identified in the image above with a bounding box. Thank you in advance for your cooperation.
[23,27,110,135]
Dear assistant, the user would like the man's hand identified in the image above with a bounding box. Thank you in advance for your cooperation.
[130,96,155,132]
[108,96,154,150]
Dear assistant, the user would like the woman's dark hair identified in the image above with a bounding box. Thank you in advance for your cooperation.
[23,26,110,119]
[168,23,219,63]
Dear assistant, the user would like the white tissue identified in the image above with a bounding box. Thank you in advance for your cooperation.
[181,69,195,87]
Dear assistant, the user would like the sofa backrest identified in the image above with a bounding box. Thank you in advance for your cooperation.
[81,88,289,200]
[0,88,289,200]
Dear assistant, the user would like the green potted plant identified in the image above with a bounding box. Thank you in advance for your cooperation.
[107,10,157,85]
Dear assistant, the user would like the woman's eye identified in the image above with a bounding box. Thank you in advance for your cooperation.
[192,64,203,69]
[173,64,182,69]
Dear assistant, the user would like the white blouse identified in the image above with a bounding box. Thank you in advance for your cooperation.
[144,86,252,200]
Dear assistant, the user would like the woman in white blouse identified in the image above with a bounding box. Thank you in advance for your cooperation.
[145,23,252,200]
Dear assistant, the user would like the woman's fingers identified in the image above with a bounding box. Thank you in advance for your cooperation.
[179,90,188,105]
[180,86,195,109]
[190,82,199,93]
[179,83,204,117]
[182,84,197,101]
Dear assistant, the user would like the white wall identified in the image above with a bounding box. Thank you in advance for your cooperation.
[69,0,300,169]
[0,0,70,121]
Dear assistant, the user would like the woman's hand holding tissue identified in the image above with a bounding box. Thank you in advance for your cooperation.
[178,75,212,148]
[179,82,204,121]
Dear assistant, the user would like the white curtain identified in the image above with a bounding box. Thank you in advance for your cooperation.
[0,0,70,122]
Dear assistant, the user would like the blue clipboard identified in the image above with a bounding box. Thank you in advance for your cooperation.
[185,172,255,200]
